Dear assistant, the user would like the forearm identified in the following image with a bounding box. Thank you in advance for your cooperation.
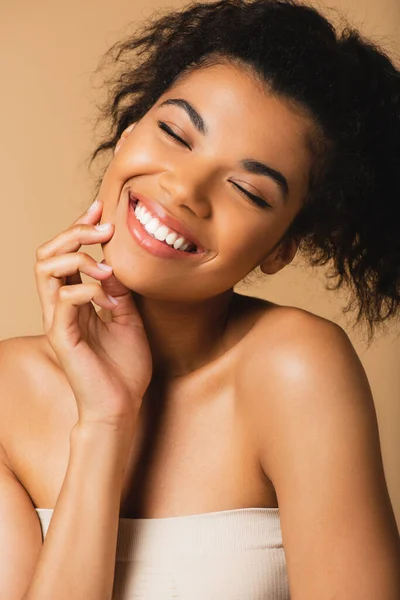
[23,422,134,600]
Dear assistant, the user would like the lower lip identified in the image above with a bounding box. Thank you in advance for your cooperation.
[126,200,203,260]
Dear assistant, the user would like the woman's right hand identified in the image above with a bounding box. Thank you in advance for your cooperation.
[34,198,153,429]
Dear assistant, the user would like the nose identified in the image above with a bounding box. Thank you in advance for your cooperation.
[158,164,213,219]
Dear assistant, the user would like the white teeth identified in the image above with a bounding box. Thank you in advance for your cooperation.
[139,211,152,225]
[135,206,142,220]
[139,213,152,225]
[135,204,152,225]
[166,232,178,245]
[153,225,169,241]
[173,237,185,250]
[133,201,196,252]
[144,217,160,234]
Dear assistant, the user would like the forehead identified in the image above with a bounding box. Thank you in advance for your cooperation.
[158,62,314,201]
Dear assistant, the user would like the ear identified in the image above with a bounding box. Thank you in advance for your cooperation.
[260,235,300,275]
[114,122,137,154]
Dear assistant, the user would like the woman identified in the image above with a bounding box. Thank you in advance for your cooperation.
[0,0,399,598]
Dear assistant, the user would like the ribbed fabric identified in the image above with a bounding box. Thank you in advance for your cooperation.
[36,507,290,599]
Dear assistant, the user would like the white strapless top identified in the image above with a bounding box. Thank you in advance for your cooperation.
[36,507,290,599]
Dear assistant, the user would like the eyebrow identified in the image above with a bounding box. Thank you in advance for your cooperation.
[158,97,290,202]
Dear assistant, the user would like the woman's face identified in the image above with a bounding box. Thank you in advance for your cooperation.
[99,62,313,301]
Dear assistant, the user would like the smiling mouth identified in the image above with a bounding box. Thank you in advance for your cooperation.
[129,195,203,254]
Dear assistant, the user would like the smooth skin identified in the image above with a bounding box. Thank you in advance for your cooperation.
[0,61,399,599]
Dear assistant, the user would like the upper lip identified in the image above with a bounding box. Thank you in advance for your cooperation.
[129,190,207,252]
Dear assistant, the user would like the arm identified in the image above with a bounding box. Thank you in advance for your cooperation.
[0,446,42,600]
[0,339,135,600]
[23,423,133,600]
[244,311,400,599]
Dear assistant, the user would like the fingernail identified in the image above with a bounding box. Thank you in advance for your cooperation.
[97,262,113,272]
[126,123,135,133]
[87,198,99,212]
[95,223,112,231]
[107,294,119,306]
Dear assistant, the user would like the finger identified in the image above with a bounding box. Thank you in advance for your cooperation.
[35,196,109,261]
[99,269,144,328]
[48,282,118,350]
[72,197,110,227]
[36,221,114,262]
[75,198,103,223]
[35,252,114,332]
[66,272,83,286]
[38,199,104,263]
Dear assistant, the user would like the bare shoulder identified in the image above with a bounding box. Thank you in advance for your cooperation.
[0,333,59,373]
[0,334,60,399]
[233,292,345,356]
[0,335,69,467]
[236,301,400,597]
[234,295,356,438]
[236,299,372,460]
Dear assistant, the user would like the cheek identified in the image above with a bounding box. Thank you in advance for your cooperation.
[219,221,266,264]
[98,163,126,207]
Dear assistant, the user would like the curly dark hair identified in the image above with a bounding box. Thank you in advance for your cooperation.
[87,0,400,345]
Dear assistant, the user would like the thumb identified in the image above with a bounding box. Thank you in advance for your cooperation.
[99,261,141,326]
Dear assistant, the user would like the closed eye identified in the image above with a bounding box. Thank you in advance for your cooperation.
[230,182,272,210]
[158,120,191,149]
[157,120,272,210]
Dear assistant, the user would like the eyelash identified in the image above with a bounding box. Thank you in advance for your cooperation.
[157,120,272,210]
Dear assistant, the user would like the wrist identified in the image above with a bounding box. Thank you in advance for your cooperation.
[71,417,137,447]
[74,405,141,434]
[70,420,136,479]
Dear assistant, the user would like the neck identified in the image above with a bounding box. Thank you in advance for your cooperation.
[132,289,234,380]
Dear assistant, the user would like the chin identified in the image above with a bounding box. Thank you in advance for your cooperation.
[101,215,235,301]
[102,242,207,302]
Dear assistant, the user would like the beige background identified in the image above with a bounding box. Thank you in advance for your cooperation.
[1,1,399,526]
